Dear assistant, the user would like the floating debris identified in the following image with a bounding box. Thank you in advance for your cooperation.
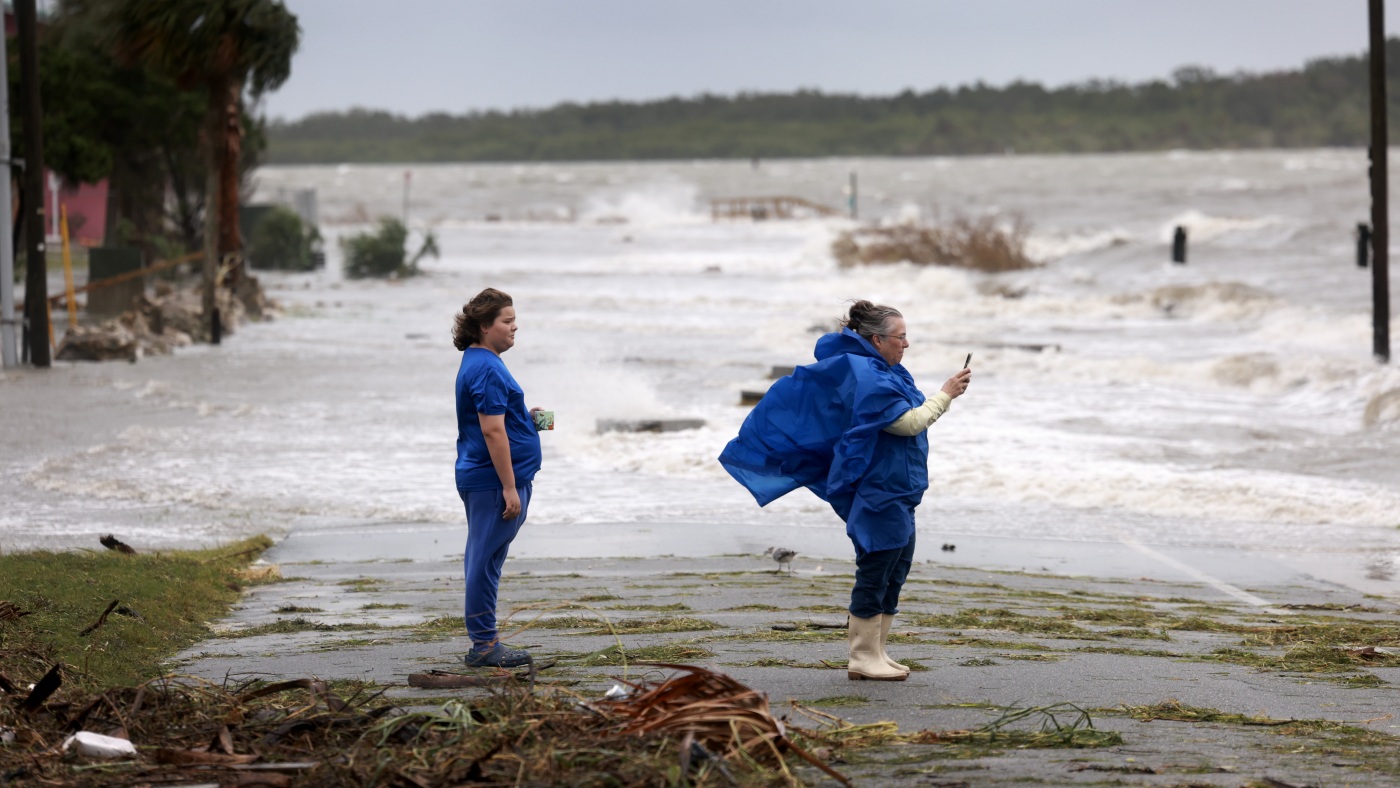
[55,278,274,362]
[597,418,706,434]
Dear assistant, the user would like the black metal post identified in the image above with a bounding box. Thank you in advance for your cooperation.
[1358,223,1371,268]
[1171,226,1187,264]
[1369,0,1391,363]
[17,0,48,367]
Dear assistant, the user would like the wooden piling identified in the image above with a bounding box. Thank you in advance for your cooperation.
[1366,0,1388,363]
[1369,0,1391,362]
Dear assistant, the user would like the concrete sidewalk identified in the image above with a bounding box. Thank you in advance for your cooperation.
[176,521,1400,786]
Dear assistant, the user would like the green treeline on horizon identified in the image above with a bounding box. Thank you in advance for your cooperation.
[267,40,1400,164]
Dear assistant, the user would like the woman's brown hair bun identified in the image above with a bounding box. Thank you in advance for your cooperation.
[452,288,514,350]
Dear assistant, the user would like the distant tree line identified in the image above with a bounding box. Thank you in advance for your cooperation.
[266,40,1400,164]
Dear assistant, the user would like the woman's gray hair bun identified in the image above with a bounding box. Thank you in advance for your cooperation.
[842,299,902,341]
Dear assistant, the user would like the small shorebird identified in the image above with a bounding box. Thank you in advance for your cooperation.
[764,546,797,575]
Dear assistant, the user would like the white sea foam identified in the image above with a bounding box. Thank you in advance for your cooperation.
[577,182,703,225]
[1024,228,1132,261]
[1161,210,1278,243]
[5,151,1397,556]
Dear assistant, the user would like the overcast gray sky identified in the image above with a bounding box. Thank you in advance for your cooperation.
[259,1,1400,121]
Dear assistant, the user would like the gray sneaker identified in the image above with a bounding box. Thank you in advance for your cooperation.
[463,642,532,668]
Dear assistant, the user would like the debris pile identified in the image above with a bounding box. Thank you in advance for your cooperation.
[598,662,849,784]
[55,276,275,362]
[832,215,1039,272]
[0,661,850,786]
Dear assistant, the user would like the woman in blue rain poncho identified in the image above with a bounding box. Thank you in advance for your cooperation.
[719,300,971,681]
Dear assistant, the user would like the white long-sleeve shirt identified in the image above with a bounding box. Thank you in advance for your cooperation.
[882,391,953,436]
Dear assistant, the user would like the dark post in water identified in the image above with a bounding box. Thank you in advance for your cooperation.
[1171,226,1187,264]
[1357,223,1371,268]
[1369,0,1391,362]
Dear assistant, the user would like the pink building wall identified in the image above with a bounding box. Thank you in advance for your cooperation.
[48,175,108,247]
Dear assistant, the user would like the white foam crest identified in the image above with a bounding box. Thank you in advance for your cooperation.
[1161,210,1278,243]
[26,445,464,525]
[566,427,735,478]
[117,379,259,417]
[577,182,703,226]
[984,339,1349,397]
[515,358,737,478]
[814,259,983,306]
[1366,387,1400,427]
[1112,281,1279,322]
[1249,308,1387,352]
[944,448,1400,527]
[1282,153,1361,172]
[819,261,1292,329]
[1024,228,1132,261]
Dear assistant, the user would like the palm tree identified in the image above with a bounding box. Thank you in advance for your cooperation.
[106,0,299,340]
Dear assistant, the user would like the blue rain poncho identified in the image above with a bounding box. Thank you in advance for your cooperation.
[719,328,929,552]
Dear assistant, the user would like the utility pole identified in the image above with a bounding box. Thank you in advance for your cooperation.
[0,26,17,369]
[1369,0,1391,363]
[17,0,49,367]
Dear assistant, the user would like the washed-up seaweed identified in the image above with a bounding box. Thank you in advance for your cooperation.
[788,700,1123,752]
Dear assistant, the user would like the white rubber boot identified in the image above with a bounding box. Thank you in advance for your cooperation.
[847,614,908,681]
[879,614,911,674]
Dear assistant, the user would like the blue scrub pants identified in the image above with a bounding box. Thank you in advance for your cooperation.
[460,483,532,648]
[849,532,916,619]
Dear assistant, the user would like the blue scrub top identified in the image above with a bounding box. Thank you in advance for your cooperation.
[455,348,542,491]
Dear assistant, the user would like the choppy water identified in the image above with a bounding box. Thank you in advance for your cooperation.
[3,150,1398,567]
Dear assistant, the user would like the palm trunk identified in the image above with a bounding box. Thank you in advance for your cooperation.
[202,94,220,343]
[218,78,243,284]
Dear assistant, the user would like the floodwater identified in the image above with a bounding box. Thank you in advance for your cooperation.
[3,150,1398,588]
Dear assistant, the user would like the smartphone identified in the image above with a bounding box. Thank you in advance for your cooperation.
[963,352,972,369]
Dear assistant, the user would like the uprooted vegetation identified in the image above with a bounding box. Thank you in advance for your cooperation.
[832,214,1039,272]
[0,667,830,786]
[1,661,1145,786]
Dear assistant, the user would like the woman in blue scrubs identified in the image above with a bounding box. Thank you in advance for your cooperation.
[452,288,544,668]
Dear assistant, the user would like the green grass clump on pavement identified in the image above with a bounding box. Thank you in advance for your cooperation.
[0,536,272,690]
